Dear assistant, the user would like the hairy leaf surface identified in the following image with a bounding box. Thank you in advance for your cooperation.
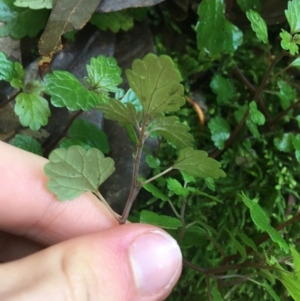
[285,0,300,34]
[246,9,268,44]
[90,11,134,33]
[148,116,194,149]
[172,147,226,179]
[0,0,49,39]
[126,53,185,115]
[85,55,122,93]
[45,71,100,110]
[60,119,110,154]
[44,146,115,201]
[14,92,50,131]
[98,98,141,126]
[12,134,43,155]
[14,0,53,9]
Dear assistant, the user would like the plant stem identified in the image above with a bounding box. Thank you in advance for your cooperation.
[94,191,121,220]
[0,90,21,108]
[142,167,173,184]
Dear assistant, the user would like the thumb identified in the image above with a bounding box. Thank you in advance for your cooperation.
[1,224,182,301]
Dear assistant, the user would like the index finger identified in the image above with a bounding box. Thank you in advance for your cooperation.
[0,141,118,246]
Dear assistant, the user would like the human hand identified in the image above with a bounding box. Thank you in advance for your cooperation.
[0,141,182,301]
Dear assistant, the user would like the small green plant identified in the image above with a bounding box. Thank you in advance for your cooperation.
[3,0,300,300]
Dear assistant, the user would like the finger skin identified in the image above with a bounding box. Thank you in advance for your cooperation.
[0,141,118,245]
[0,224,182,301]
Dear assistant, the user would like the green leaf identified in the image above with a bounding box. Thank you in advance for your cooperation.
[226,229,247,260]
[45,71,100,111]
[14,0,53,9]
[280,30,299,55]
[0,0,49,39]
[140,210,182,229]
[140,176,169,202]
[12,134,43,155]
[61,119,110,154]
[236,231,257,252]
[291,134,300,163]
[10,62,25,89]
[236,0,261,12]
[290,245,300,281]
[90,11,134,33]
[240,193,289,253]
[147,116,194,149]
[166,178,189,197]
[0,51,17,81]
[261,282,281,301]
[235,104,260,138]
[285,0,300,34]
[172,147,226,179]
[179,226,207,248]
[274,133,294,153]
[246,9,268,44]
[210,74,235,104]
[121,88,142,112]
[277,80,297,109]
[85,55,122,94]
[14,92,50,131]
[249,101,265,125]
[126,53,185,115]
[44,145,115,201]
[211,286,225,301]
[275,268,300,301]
[146,155,160,169]
[97,98,141,127]
[195,0,243,56]
[208,116,231,149]
[289,56,300,68]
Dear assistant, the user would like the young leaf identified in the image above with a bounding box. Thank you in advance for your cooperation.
[289,56,300,68]
[226,229,247,260]
[12,134,43,155]
[261,282,281,301]
[0,51,17,81]
[85,55,122,93]
[167,178,189,197]
[61,119,110,154]
[97,98,141,127]
[277,80,297,109]
[290,245,300,282]
[14,92,50,131]
[140,210,182,229]
[211,286,225,301]
[172,147,226,179]
[90,11,134,33]
[236,231,257,252]
[274,133,293,153]
[280,30,299,55]
[146,155,161,169]
[44,145,115,201]
[249,101,265,125]
[0,0,49,39]
[45,71,100,111]
[195,0,243,56]
[246,9,268,44]
[208,116,230,149]
[14,0,52,9]
[121,88,142,112]
[10,62,25,89]
[139,176,169,202]
[240,193,289,253]
[147,116,194,149]
[210,74,235,104]
[291,134,300,163]
[125,53,185,115]
[285,0,300,34]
